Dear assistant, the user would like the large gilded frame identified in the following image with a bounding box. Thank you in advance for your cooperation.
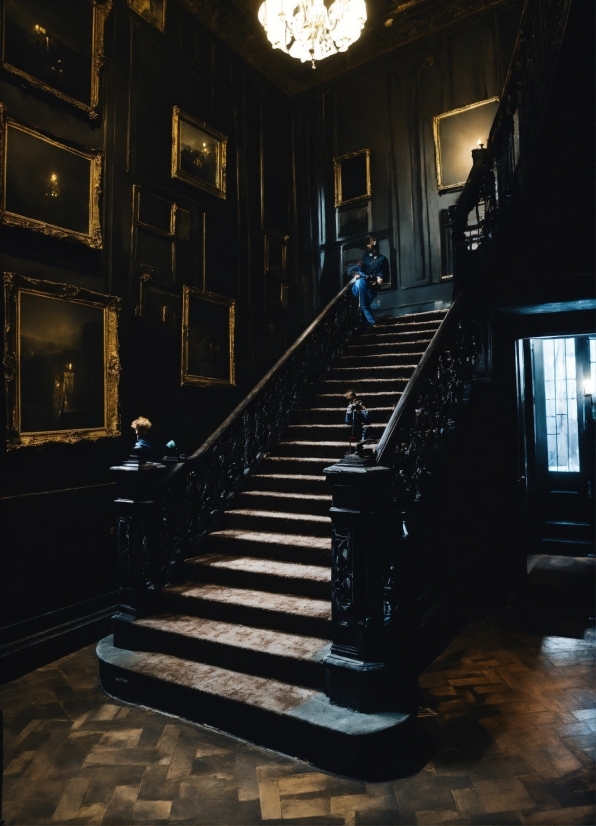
[171,107,227,200]
[0,108,103,247]
[333,148,371,207]
[128,0,167,32]
[181,287,235,387]
[433,97,499,191]
[3,272,121,449]
[1,1,113,119]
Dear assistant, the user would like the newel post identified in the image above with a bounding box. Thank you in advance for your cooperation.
[111,445,167,628]
[323,449,394,713]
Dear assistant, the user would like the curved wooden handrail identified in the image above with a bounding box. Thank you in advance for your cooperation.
[163,278,356,490]
[375,293,466,466]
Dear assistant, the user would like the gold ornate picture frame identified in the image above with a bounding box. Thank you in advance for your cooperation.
[3,272,121,449]
[181,287,235,387]
[1,0,112,118]
[433,97,499,191]
[0,108,102,247]
[128,0,167,32]
[172,107,227,199]
[333,148,371,207]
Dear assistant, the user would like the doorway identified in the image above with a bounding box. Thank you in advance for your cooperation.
[518,335,595,556]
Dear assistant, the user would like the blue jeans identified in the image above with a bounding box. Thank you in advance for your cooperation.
[353,278,375,325]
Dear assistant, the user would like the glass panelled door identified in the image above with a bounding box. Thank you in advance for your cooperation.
[519,335,595,556]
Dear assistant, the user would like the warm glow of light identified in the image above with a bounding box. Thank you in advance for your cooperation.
[583,379,594,396]
[258,1,367,68]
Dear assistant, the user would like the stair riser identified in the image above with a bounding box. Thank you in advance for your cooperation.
[248,475,328,494]
[286,426,385,443]
[327,367,417,380]
[338,353,426,367]
[375,312,446,325]
[259,457,333,475]
[318,379,409,393]
[235,492,331,516]
[207,533,331,566]
[112,620,326,690]
[296,407,394,424]
[346,335,434,352]
[222,511,331,537]
[273,441,346,459]
[311,392,401,407]
[164,592,332,638]
[181,562,330,600]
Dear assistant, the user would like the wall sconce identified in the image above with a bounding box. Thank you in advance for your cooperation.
[583,378,596,421]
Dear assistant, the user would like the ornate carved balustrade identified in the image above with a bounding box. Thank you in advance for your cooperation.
[323,294,475,712]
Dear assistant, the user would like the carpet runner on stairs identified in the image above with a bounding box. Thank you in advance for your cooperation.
[99,309,447,773]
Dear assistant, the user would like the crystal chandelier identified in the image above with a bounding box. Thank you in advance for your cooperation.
[258,1,367,68]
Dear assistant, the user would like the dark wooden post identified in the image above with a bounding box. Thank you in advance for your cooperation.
[323,449,395,713]
[111,445,167,637]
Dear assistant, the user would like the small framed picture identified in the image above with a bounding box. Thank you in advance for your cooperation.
[172,107,227,199]
[433,97,499,191]
[1,0,112,117]
[128,0,167,32]
[181,287,235,387]
[0,109,102,247]
[3,272,121,449]
[333,148,371,207]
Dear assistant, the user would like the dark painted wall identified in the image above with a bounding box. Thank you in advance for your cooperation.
[0,0,300,678]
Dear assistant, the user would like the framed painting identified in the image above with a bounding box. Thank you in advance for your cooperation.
[172,107,227,199]
[181,287,235,387]
[264,231,289,279]
[3,272,120,449]
[333,148,371,207]
[1,0,112,118]
[128,0,167,32]
[433,97,499,191]
[0,109,102,247]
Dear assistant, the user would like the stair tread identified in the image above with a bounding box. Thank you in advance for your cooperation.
[187,553,330,582]
[251,473,325,482]
[227,508,331,524]
[264,455,337,463]
[299,407,393,413]
[135,615,330,659]
[276,440,346,447]
[168,583,332,619]
[104,643,319,712]
[239,486,334,502]
[210,529,330,549]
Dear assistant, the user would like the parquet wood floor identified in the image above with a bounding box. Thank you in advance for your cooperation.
[1,618,594,825]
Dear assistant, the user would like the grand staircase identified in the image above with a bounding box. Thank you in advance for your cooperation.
[99,309,447,773]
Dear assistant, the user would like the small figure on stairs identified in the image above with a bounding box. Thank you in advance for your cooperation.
[344,389,371,443]
[131,416,155,460]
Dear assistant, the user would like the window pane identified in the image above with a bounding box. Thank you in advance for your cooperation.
[538,337,579,472]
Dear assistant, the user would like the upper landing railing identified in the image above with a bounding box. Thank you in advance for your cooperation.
[449,0,572,276]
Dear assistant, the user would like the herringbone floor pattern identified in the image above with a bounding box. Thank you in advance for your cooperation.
[1,618,594,825]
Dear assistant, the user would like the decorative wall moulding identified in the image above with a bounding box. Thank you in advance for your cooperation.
[333,148,371,207]
[3,272,121,450]
[264,230,289,279]
[1,0,113,118]
[133,185,175,238]
[181,287,235,387]
[172,107,227,199]
[0,108,102,247]
[433,96,499,191]
[128,0,167,32]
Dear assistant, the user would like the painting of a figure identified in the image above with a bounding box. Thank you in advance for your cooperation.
[172,108,227,199]
[182,288,235,386]
[19,292,105,433]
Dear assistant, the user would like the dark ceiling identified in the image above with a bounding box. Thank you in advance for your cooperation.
[181,0,513,95]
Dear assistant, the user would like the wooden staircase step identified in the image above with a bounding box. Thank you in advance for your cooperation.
[328,364,418,378]
[248,473,327,493]
[165,582,332,637]
[259,455,338,475]
[113,615,329,688]
[184,553,330,598]
[296,405,394,423]
[207,528,330,564]
[236,489,331,516]
[222,508,331,537]
[272,440,347,458]
[338,351,427,366]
